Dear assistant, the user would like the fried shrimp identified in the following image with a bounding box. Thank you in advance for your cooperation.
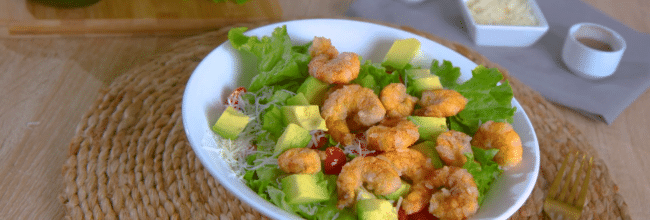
[308,37,361,84]
[336,156,401,209]
[426,166,479,220]
[322,84,386,145]
[415,89,468,117]
[471,120,523,169]
[378,149,435,214]
[380,83,418,118]
[365,119,419,152]
[436,130,473,167]
[277,148,321,174]
[309,37,338,58]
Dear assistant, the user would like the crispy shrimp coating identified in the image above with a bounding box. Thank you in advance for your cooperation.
[380,83,418,118]
[436,130,473,167]
[378,149,435,214]
[336,156,401,209]
[277,148,322,174]
[365,119,419,152]
[322,84,386,145]
[415,89,468,117]
[471,121,523,169]
[309,36,338,58]
[308,37,361,84]
[426,166,479,220]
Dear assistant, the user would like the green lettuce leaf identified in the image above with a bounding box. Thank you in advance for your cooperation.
[430,60,461,88]
[463,147,502,205]
[352,60,402,95]
[262,105,285,139]
[228,26,311,92]
[432,60,516,135]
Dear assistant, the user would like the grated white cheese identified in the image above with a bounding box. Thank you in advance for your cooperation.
[342,135,376,157]
[395,196,404,213]
[205,87,292,180]
[297,204,318,216]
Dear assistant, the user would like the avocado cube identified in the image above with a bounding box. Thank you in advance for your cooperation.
[212,106,250,140]
[356,187,377,201]
[281,105,327,131]
[382,38,421,69]
[356,199,398,220]
[274,123,312,154]
[406,69,443,97]
[378,180,411,201]
[411,141,444,169]
[407,116,448,141]
[297,76,331,105]
[281,174,330,205]
[286,92,310,106]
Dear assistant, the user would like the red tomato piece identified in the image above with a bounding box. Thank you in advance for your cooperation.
[407,206,437,220]
[398,208,408,220]
[323,147,347,175]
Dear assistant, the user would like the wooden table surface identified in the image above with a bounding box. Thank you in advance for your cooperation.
[0,0,648,219]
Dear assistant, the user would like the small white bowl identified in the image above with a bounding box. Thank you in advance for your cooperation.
[561,23,626,79]
[458,0,549,47]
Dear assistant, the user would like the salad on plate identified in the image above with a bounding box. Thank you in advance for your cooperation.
[206,25,524,220]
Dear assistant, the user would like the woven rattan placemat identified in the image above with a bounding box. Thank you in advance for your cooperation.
[60,19,631,220]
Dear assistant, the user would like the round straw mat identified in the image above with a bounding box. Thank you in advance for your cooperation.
[60,19,631,220]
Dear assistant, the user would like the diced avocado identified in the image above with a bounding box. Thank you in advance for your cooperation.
[281,105,327,131]
[406,68,432,79]
[356,199,398,220]
[406,69,443,97]
[212,106,250,140]
[382,38,421,69]
[411,141,444,169]
[357,187,377,201]
[408,116,448,141]
[281,174,330,205]
[286,92,310,106]
[274,123,312,154]
[297,76,331,105]
[377,180,411,200]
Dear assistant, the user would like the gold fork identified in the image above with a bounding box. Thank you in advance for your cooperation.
[543,152,593,220]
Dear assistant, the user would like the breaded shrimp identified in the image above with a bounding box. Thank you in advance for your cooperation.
[378,149,436,214]
[277,148,321,174]
[309,37,338,58]
[322,84,386,145]
[426,166,479,220]
[415,89,468,117]
[308,37,361,84]
[336,156,402,209]
[471,120,523,169]
[365,119,419,152]
[436,130,473,167]
[380,83,418,118]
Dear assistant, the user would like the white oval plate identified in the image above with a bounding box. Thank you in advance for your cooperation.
[182,18,539,220]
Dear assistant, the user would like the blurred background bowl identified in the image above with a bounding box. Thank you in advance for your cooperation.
[458,0,549,47]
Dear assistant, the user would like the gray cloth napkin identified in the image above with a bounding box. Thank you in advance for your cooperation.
[347,0,650,124]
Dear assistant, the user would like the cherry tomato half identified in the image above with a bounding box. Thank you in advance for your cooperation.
[323,147,347,175]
